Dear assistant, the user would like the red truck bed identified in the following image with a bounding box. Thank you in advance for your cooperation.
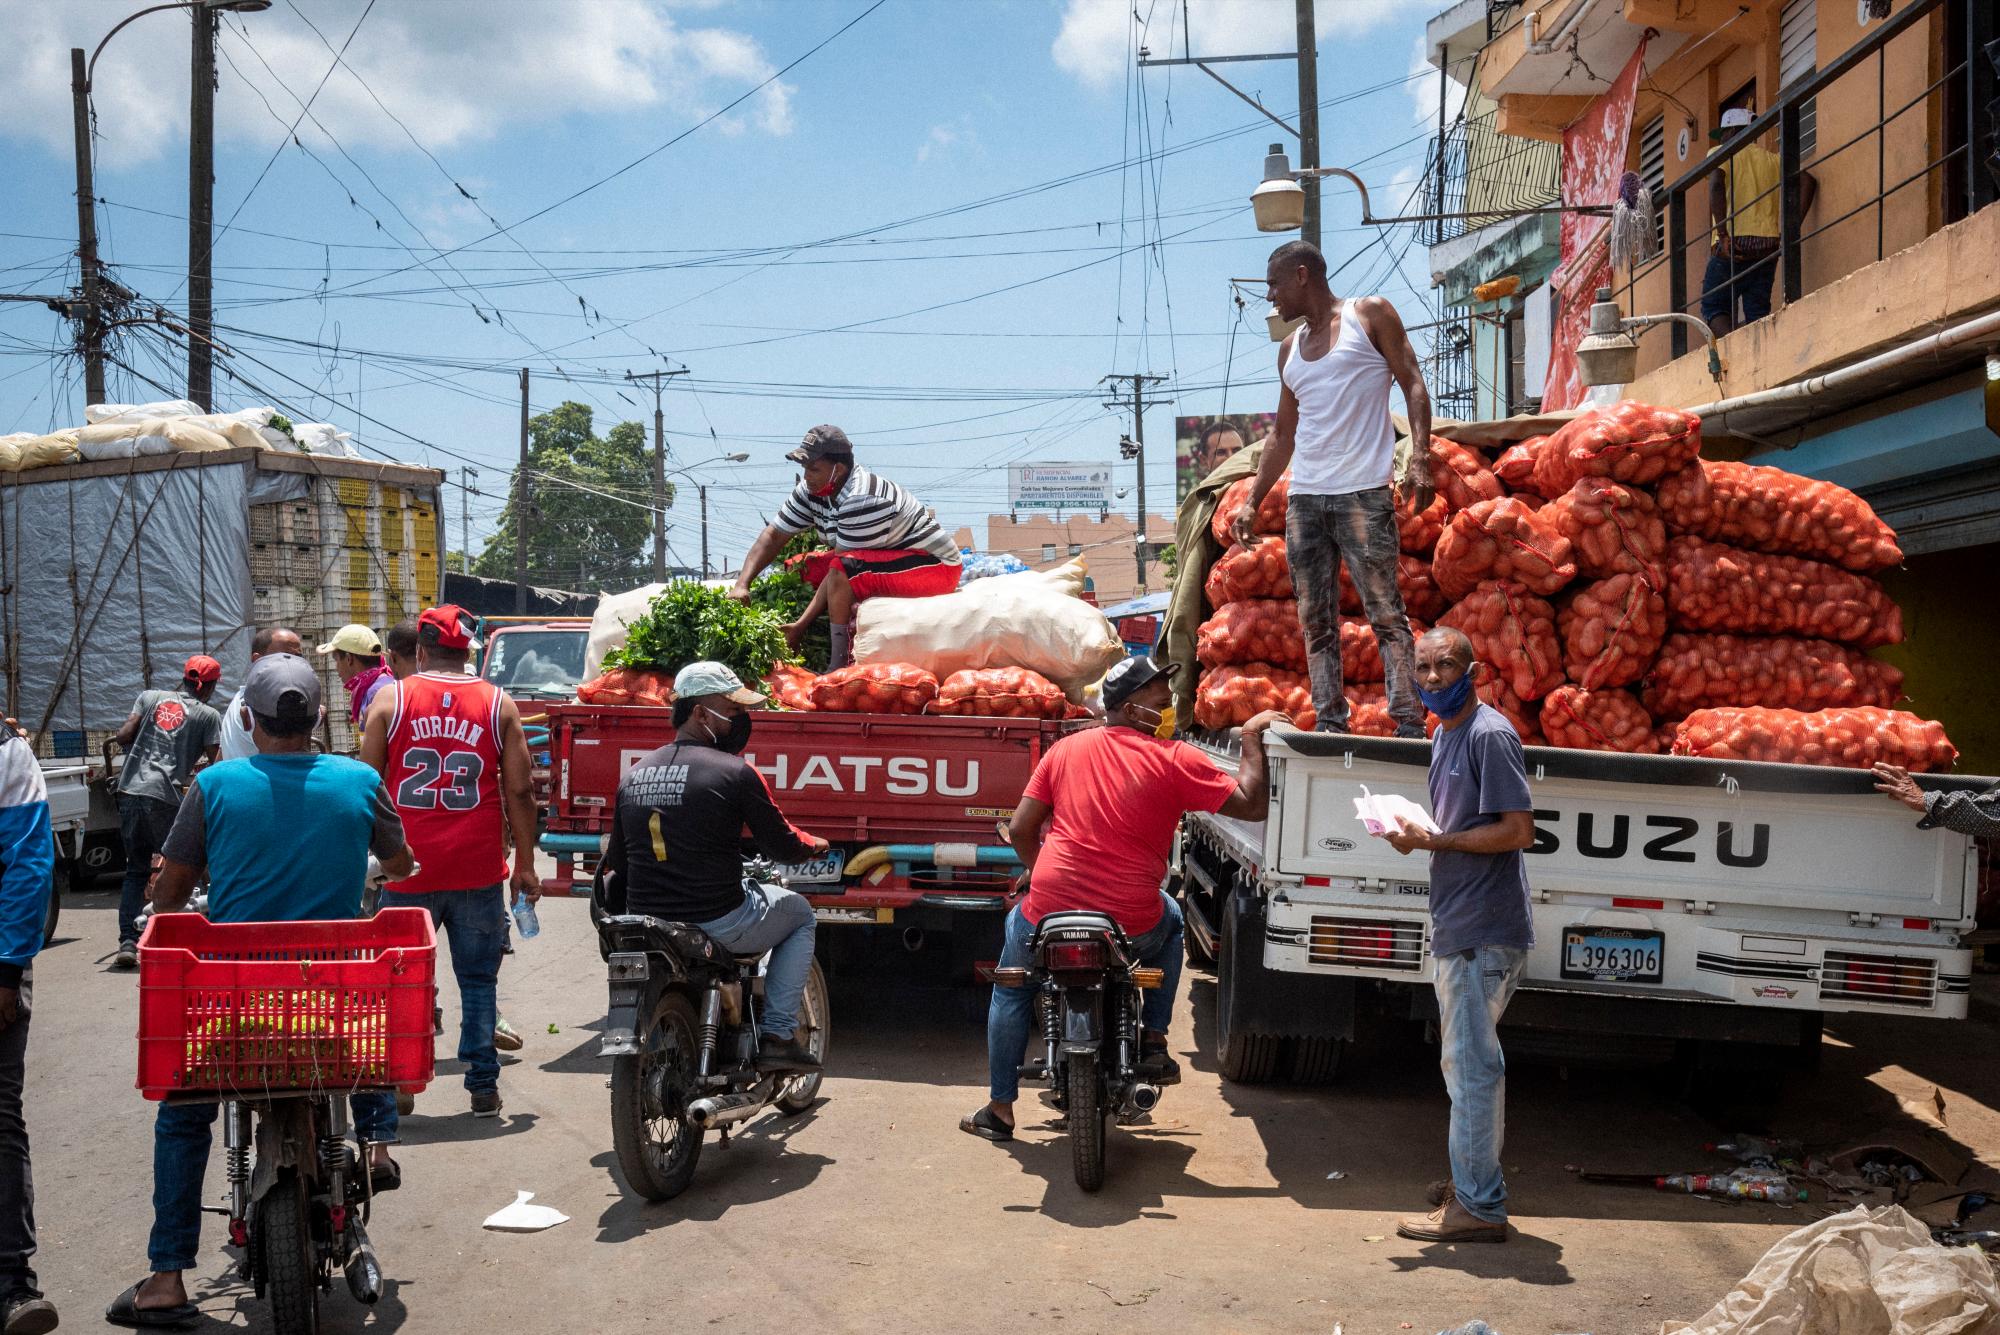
[538,702,1084,923]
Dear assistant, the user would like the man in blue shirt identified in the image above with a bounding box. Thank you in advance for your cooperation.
[0,727,56,1335]
[1384,626,1535,1244]
[107,655,413,1329]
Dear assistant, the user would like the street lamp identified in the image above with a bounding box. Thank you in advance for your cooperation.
[664,452,750,579]
[1575,288,1723,393]
[71,0,271,410]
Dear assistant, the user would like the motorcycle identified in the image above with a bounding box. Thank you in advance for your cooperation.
[211,1091,387,1334]
[595,862,829,1201]
[991,910,1169,1192]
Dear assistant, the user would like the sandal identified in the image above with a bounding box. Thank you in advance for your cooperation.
[958,1106,1015,1143]
[368,1155,401,1194]
[104,1282,200,1329]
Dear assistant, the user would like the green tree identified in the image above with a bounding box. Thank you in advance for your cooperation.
[444,550,469,574]
[473,402,671,593]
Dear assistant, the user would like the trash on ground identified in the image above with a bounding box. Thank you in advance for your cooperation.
[1661,1204,2000,1334]
[1579,1167,1806,1202]
[1326,1170,1348,1180]
[481,1190,570,1232]
[1830,1125,1970,1196]
[1363,1234,1386,1242]
[1436,1323,1498,1335]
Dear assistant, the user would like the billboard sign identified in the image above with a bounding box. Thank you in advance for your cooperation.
[1175,414,1273,503]
[1008,461,1113,511]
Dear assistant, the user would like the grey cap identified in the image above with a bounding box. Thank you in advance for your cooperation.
[1102,655,1169,710]
[786,424,853,465]
[243,652,322,719]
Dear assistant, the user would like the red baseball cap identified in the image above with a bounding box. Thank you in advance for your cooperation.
[418,604,473,650]
[183,654,222,686]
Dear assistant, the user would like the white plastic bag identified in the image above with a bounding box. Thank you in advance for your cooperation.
[85,398,200,424]
[290,422,358,457]
[481,1190,568,1233]
[853,559,1122,698]
[583,583,667,681]
[76,420,173,460]
[1353,784,1441,838]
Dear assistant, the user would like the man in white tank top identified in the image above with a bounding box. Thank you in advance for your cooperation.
[1235,240,1434,737]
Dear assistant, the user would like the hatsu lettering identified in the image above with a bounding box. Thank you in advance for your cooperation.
[615,747,980,797]
[408,714,486,748]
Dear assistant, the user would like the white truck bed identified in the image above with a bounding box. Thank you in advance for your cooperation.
[1183,730,1986,1024]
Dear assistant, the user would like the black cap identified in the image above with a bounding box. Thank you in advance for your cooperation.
[786,424,853,465]
[1102,655,1169,710]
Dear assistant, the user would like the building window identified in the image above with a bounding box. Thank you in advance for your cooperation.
[1040,544,1056,562]
[1068,543,1082,557]
[1779,0,1818,160]
[1639,113,1667,250]
[1504,302,1529,415]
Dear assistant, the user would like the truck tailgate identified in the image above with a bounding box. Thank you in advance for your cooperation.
[1264,733,1982,924]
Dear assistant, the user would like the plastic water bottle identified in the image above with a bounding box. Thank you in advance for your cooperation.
[511,897,541,940]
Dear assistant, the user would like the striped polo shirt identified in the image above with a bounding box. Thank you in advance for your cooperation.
[773,464,960,563]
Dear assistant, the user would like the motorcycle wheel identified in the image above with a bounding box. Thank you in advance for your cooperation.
[776,959,830,1114]
[1067,1051,1106,1193]
[610,992,703,1201]
[260,1169,319,1335]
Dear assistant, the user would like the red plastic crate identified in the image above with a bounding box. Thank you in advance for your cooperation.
[136,908,437,1100]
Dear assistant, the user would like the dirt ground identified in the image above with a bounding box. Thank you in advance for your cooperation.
[25,865,2000,1334]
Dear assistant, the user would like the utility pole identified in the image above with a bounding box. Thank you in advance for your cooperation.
[1101,372,1169,595]
[459,466,479,571]
[188,5,218,409]
[514,369,530,612]
[68,48,104,407]
[1296,0,1321,250]
[699,485,710,580]
[624,367,689,581]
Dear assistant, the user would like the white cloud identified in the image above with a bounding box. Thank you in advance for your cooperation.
[1054,0,1438,90]
[0,0,796,168]
[916,119,979,165]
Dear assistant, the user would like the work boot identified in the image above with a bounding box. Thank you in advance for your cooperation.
[470,1089,502,1118]
[756,1033,821,1072]
[1396,1197,1509,1244]
[2,1292,58,1335]
[112,943,138,970]
[1426,1178,1452,1207]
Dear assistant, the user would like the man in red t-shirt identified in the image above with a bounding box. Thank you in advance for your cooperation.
[960,657,1285,1142]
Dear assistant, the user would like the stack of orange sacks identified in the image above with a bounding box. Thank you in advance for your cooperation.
[1191,401,1953,770]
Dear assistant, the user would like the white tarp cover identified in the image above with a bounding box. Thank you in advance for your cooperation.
[1663,1205,2000,1335]
[4,462,254,738]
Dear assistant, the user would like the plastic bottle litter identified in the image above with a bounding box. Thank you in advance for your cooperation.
[1657,1171,1806,1202]
[511,897,540,940]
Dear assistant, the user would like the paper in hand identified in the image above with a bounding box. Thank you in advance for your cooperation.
[1353,784,1441,839]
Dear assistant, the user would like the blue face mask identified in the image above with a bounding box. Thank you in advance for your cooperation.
[1417,670,1476,719]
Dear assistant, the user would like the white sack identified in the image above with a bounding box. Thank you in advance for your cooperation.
[159,418,234,454]
[291,422,358,457]
[6,429,78,471]
[853,559,1123,698]
[1662,1204,2000,1335]
[584,583,667,681]
[77,420,173,460]
[85,398,201,424]
[0,434,33,471]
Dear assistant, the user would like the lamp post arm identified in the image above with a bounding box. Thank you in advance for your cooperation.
[87,2,201,86]
[1624,311,1724,382]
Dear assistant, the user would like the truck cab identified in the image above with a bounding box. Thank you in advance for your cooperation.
[475,618,592,703]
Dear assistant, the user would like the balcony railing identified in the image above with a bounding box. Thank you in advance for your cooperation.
[1422,110,1563,247]
[1643,0,1997,358]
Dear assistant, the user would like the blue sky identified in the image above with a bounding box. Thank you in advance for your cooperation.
[0,0,1447,569]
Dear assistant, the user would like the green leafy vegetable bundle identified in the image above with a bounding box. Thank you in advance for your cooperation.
[602,581,792,684]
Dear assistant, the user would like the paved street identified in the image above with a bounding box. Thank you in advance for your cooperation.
[26,867,2000,1334]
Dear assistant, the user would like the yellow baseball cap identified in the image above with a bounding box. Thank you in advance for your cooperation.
[316,623,383,656]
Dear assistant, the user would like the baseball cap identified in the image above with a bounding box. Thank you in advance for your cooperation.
[316,623,382,657]
[786,424,853,465]
[671,661,766,706]
[241,652,321,718]
[417,604,473,651]
[182,654,222,687]
[1101,655,1169,710]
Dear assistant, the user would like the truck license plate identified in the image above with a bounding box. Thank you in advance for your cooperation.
[1561,927,1663,983]
[777,851,845,884]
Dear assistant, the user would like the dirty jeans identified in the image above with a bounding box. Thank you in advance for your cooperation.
[987,894,1184,1104]
[379,884,505,1094]
[1699,240,1778,329]
[1434,944,1528,1223]
[118,794,179,947]
[699,882,818,1039]
[0,976,36,1303]
[1285,488,1423,735]
[147,1092,396,1272]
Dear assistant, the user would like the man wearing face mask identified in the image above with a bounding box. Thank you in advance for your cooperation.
[597,662,828,1072]
[1381,626,1536,1245]
[725,426,962,670]
[961,656,1285,1143]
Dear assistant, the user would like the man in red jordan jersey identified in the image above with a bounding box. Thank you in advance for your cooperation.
[361,605,539,1118]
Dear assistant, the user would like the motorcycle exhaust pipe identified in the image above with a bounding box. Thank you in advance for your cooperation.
[343,1230,383,1305]
[687,1091,767,1130]
[1128,1083,1161,1114]
[901,926,925,953]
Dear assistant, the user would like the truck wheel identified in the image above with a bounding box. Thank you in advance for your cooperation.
[1286,1035,1345,1085]
[42,860,66,948]
[1215,893,1280,1084]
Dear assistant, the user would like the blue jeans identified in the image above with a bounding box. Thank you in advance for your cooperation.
[1699,244,1777,328]
[699,883,817,1038]
[380,884,505,1094]
[118,795,178,947]
[1434,944,1528,1223]
[987,894,1184,1104]
[148,1093,396,1273]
